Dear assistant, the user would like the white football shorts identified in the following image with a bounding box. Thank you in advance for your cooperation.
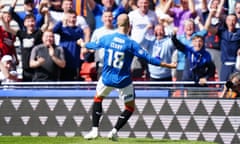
[96,77,135,103]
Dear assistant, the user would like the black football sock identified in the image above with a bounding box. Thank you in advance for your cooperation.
[92,102,102,127]
[114,110,133,131]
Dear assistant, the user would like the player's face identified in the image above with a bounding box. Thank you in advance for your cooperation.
[137,0,149,14]
[66,13,77,27]
[43,31,54,46]
[102,12,113,27]
[192,37,204,51]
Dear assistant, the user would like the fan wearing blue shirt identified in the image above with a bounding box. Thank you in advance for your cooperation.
[82,14,176,141]
[207,12,240,81]
[10,0,44,30]
[87,0,127,29]
[172,34,215,87]
[53,9,84,81]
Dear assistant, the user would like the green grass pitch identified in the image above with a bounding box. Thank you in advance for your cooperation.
[0,136,217,144]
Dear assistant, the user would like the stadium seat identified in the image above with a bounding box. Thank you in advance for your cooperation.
[79,62,97,81]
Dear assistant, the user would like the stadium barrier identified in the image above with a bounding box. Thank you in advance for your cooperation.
[0,81,239,144]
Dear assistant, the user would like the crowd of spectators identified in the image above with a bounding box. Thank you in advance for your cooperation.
[0,0,239,86]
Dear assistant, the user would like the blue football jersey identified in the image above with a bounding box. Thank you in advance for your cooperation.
[85,32,161,88]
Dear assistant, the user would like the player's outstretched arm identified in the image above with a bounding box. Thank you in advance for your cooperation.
[77,39,95,53]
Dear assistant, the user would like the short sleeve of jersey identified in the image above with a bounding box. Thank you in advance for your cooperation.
[85,40,102,50]
[86,34,109,50]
